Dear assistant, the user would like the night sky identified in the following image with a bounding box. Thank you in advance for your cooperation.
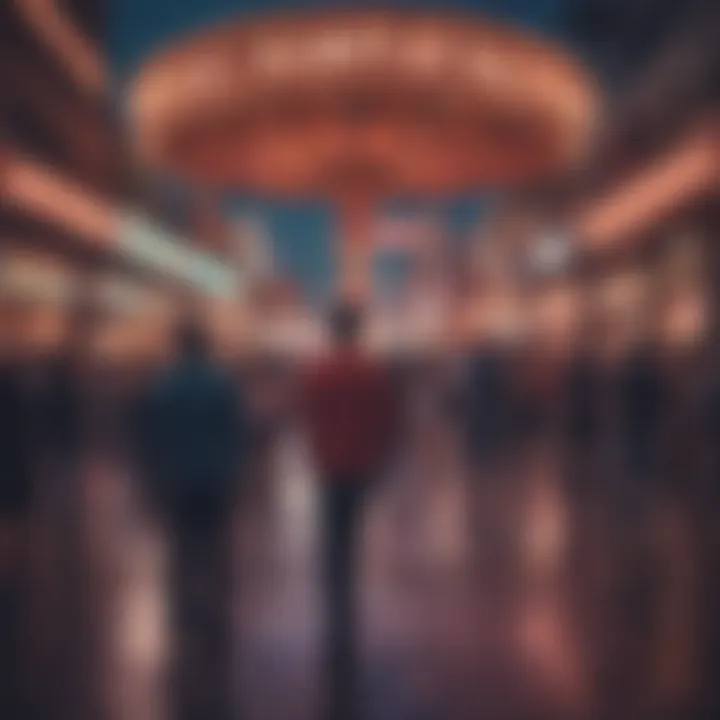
[111,0,572,77]
[111,0,575,300]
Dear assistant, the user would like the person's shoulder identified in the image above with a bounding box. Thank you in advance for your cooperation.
[150,361,191,394]
[304,352,337,378]
[299,358,326,395]
[304,352,364,394]
[214,367,241,396]
[355,356,391,386]
[191,360,236,391]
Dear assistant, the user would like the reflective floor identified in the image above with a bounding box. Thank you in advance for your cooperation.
[22,422,719,720]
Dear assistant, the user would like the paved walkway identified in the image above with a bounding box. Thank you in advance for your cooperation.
[25,427,710,720]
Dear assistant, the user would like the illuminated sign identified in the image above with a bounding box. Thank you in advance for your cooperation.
[118,211,238,295]
[0,249,76,303]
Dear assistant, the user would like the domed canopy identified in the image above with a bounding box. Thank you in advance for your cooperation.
[129,10,598,198]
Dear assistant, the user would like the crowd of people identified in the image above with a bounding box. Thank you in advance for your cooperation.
[0,298,719,720]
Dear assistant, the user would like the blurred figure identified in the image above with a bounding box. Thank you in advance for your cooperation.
[41,343,85,472]
[560,312,610,704]
[461,332,518,584]
[702,349,720,718]
[564,342,605,480]
[562,306,608,510]
[0,305,33,718]
[136,318,247,720]
[302,303,400,720]
[617,340,665,498]
[596,337,667,720]
[35,306,92,720]
[463,338,514,474]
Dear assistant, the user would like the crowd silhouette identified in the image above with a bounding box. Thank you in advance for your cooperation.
[0,297,718,720]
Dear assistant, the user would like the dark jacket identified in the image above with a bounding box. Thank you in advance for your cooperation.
[137,358,246,508]
[618,347,665,474]
[564,354,604,444]
[619,348,665,442]
[0,364,33,515]
[463,344,513,460]
[40,357,84,459]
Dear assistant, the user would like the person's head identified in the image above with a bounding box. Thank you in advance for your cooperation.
[175,318,209,359]
[329,302,362,348]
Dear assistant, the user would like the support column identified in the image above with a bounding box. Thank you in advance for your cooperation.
[337,196,374,305]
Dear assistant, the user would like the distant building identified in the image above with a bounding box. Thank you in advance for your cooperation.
[373,212,446,302]
[369,212,451,352]
[232,213,275,285]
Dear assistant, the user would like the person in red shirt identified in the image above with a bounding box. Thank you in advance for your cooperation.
[302,303,401,717]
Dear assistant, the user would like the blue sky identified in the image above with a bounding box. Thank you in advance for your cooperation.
[111,0,572,299]
[111,0,571,76]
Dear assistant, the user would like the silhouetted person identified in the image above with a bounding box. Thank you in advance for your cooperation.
[463,340,514,473]
[704,359,720,718]
[36,328,89,720]
[41,353,84,467]
[705,358,720,505]
[0,361,33,518]
[561,343,611,683]
[302,304,400,719]
[617,343,665,494]
[136,320,246,720]
[598,342,666,720]
[564,348,605,497]
[0,353,33,719]
[460,339,521,587]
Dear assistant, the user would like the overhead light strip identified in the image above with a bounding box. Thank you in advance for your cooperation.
[1,155,238,294]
